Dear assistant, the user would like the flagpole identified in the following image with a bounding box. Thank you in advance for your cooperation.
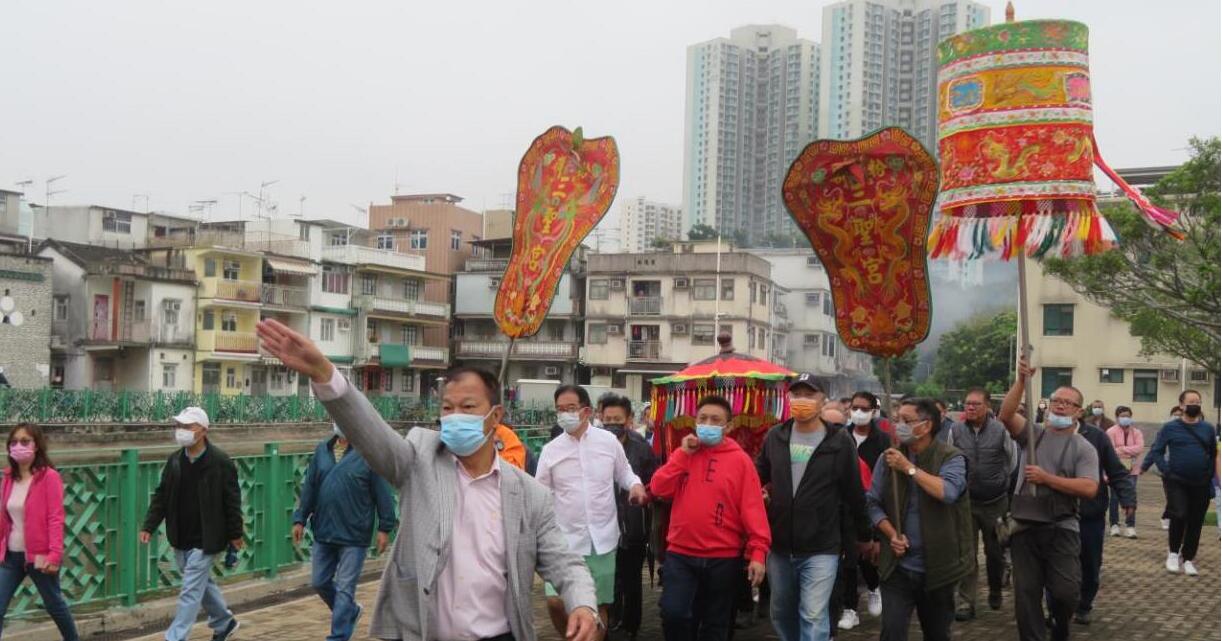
[713,232,722,356]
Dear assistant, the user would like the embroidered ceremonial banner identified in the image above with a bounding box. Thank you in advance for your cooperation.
[929,19,1181,260]
[782,127,936,358]
[495,126,619,338]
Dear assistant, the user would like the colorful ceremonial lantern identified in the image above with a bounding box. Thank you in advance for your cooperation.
[928,18,1182,260]
[495,126,619,338]
[782,127,937,358]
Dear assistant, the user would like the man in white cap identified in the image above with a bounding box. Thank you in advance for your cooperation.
[140,407,244,641]
[293,423,397,641]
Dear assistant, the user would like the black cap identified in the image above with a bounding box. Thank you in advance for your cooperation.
[789,373,824,394]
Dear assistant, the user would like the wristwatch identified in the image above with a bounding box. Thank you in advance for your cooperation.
[907,466,917,477]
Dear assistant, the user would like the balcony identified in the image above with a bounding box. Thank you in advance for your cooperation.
[464,258,509,273]
[322,245,426,272]
[212,279,262,303]
[356,342,450,365]
[97,262,196,282]
[455,339,579,360]
[629,297,662,316]
[627,340,662,360]
[261,284,309,308]
[356,295,450,319]
[198,331,259,354]
[85,320,150,344]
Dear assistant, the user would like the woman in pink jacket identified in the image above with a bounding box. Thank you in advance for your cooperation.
[1106,406,1144,539]
[0,423,78,640]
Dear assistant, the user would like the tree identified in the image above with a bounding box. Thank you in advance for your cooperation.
[651,237,673,250]
[932,310,1017,396]
[687,223,718,241]
[872,350,918,385]
[1042,137,1220,374]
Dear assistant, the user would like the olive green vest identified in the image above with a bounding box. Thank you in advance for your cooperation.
[877,439,974,590]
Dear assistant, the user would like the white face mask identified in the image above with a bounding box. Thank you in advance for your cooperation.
[175,428,198,448]
[850,409,872,426]
[557,411,584,434]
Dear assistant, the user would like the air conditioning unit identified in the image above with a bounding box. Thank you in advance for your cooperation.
[606,324,622,335]
[806,256,822,268]
[672,323,689,335]
[610,279,625,290]
[489,277,502,289]
[544,366,560,376]
[1160,369,1181,383]
[338,319,351,332]
[674,278,690,289]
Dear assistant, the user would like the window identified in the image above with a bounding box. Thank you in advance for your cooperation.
[320,318,335,342]
[299,223,310,241]
[338,318,351,333]
[366,318,378,343]
[823,294,834,316]
[760,286,768,305]
[1040,367,1074,399]
[382,369,394,392]
[202,310,215,330]
[692,323,716,344]
[204,258,217,278]
[377,233,394,250]
[360,274,377,296]
[102,210,132,234]
[547,322,565,342]
[53,296,68,321]
[409,230,428,250]
[225,367,238,389]
[1043,304,1074,336]
[221,312,237,332]
[202,363,221,389]
[270,368,286,390]
[322,265,349,294]
[401,325,418,345]
[223,260,241,281]
[162,299,180,326]
[693,278,717,300]
[589,280,609,300]
[162,364,177,388]
[1099,368,1124,384]
[750,284,757,304]
[1190,370,1210,383]
[401,369,416,393]
[588,324,608,344]
[328,232,349,246]
[1133,369,1159,403]
[450,230,462,251]
[804,334,819,347]
[721,279,735,300]
[822,334,837,358]
[759,327,766,347]
[134,300,146,322]
[805,292,820,307]
[749,328,756,349]
[403,279,420,300]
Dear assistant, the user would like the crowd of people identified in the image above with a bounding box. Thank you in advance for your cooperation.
[0,317,1213,641]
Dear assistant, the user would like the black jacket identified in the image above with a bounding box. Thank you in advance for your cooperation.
[851,420,891,471]
[757,420,871,556]
[1078,423,1137,519]
[617,432,658,547]
[143,442,244,554]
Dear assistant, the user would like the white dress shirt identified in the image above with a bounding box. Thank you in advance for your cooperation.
[536,425,641,555]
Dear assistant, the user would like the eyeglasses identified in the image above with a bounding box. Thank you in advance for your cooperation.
[1049,397,1081,409]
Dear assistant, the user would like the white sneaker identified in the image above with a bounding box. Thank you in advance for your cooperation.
[1109,524,1120,536]
[1166,552,1181,573]
[1161,518,1171,530]
[867,588,883,617]
[838,609,860,630]
[1125,526,1137,539]
[1183,560,1199,576]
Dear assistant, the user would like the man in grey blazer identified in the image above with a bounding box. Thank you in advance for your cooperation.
[257,319,600,641]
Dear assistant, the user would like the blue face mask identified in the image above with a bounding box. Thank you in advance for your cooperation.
[440,410,493,456]
[1047,413,1076,430]
[696,424,724,446]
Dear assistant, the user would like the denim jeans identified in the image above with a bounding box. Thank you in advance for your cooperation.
[658,552,741,641]
[1108,487,1136,527]
[0,551,79,640]
[311,542,368,641]
[766,553,839,641]
[166,549,234,641]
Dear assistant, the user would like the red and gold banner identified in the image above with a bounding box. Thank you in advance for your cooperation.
[495,126,619,338]
[782,127,936,358]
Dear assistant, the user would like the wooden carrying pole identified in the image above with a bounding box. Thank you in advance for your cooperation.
[883,356,902,536]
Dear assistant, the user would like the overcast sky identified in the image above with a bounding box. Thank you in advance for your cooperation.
[2,0,1218,231]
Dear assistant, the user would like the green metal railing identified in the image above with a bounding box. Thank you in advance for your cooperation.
[0,389,557,428]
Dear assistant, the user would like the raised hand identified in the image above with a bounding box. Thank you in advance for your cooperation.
[256,319,334,384]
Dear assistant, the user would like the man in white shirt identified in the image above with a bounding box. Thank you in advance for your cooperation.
[537,384,647,639]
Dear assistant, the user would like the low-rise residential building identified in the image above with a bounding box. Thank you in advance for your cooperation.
[755,248,876,397]
[584,240,783,402]
[453,214,586,385]
[38,241,196,391]
[0,252,53,388]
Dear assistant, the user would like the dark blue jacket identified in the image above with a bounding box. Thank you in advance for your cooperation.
[293,437,398,547]
[1078,423,1136,519]
[1142,419,1218,487]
